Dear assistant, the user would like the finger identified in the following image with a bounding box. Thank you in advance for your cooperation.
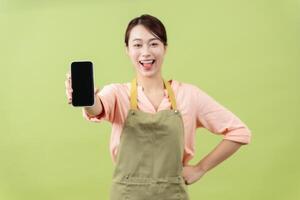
[66,72,71,79]
[66,90,72,98]
[66,82,72,92]
[65,80,73,91]
[66,86,72,95]
[184,179,189,185]
[66,91,72,100]
[67,75,72,87]
[65,85,72,97]
[65,80,69,88]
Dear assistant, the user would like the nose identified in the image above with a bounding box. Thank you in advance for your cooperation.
[140,46,151,58]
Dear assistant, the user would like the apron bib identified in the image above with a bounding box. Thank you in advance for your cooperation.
[109,78,189,200]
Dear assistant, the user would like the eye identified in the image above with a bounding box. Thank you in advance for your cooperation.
[133,44,142,47]
[151,43,158,46]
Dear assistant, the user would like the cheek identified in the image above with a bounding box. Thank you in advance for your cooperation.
[153,48,165,59]
[129,51,139,61]
[154,55,164,63]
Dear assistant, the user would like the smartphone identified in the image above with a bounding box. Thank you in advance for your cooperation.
[71,61,94,107]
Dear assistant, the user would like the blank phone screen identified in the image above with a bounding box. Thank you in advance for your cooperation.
[71,61,94,107]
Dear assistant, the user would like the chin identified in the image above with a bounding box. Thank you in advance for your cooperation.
[137,69,159,78]
[133,62,162,78]
[139,71,156,78]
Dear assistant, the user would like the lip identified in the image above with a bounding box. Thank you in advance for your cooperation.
[138,59,155,71]
[139,59,155,64]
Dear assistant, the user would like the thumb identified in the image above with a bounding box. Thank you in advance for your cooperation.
[94,87,100,94]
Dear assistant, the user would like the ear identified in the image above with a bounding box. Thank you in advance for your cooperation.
[125,46,129,56]
[164,45,168,55]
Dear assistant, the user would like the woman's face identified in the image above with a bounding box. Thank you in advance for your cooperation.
[126,25,167,78]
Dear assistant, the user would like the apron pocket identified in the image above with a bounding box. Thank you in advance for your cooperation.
[124,182,188,200]
[109,181,130,200]
[177,182,190,200]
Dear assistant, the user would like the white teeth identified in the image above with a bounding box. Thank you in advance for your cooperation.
[140,60,154,64]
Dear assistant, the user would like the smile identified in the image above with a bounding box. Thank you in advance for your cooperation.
[139,59,155,66]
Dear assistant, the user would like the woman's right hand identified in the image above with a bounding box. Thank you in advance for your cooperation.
[65,70,102,117]
[65,71,73,104]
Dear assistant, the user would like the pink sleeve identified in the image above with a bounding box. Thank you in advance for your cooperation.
[195,87,252,144]
[82,84,118,123]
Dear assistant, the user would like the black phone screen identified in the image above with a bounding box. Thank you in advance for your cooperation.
[71,61,94,107]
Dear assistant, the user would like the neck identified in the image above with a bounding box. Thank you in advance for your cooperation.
[136,74,164,93]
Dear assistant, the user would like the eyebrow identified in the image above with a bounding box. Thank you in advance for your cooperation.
[132,38,159,42]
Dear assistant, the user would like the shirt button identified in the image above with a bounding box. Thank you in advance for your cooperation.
[131,111,135,115]
[174,110,178,113]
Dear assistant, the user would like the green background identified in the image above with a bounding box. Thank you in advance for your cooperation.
[1,0,299,199]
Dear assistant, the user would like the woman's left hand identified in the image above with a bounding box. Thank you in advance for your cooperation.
[182,164,206,185]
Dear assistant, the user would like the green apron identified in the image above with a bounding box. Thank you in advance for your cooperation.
[109,78,189,200]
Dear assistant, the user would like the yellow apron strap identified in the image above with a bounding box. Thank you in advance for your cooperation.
[130,78,177,110]
[163,79,177,110]
[130,78,138,110]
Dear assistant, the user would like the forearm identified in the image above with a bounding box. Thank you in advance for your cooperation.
[83,94,103,116]
[196,139,244,172]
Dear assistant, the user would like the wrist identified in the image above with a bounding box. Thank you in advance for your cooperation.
[195,163,208,174]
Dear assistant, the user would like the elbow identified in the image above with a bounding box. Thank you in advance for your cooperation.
[223,127,252,145]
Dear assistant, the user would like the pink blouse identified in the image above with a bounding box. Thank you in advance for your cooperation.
[82,79,252,165]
